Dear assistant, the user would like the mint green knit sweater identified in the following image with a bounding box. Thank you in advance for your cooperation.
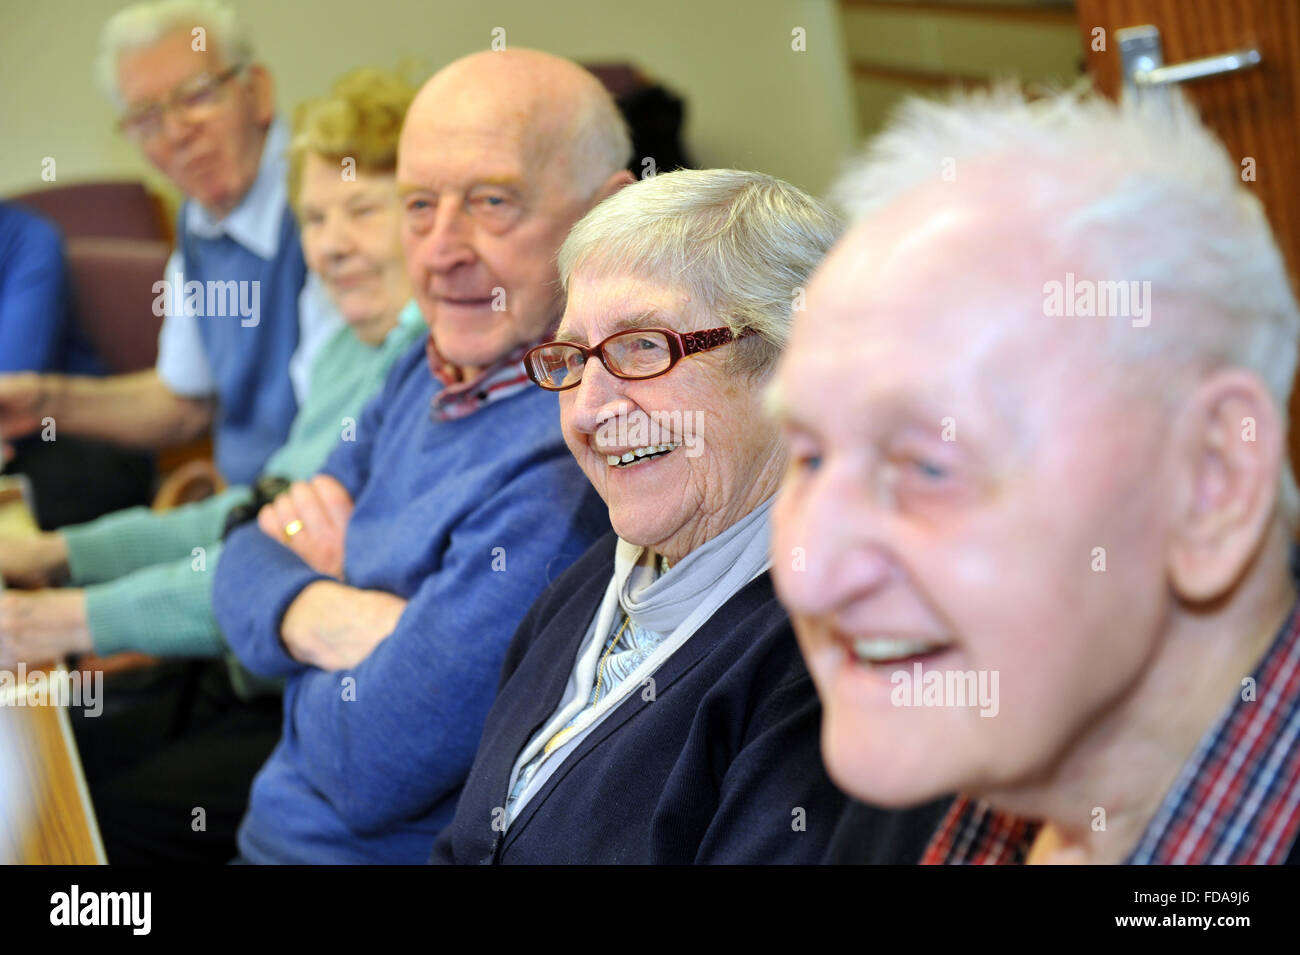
[62,301,426,665]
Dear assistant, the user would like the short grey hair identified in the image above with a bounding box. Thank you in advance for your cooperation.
[96,0,252,108]
[565,91,632,200]
[558,168,843,375]
[832,84,1300,527]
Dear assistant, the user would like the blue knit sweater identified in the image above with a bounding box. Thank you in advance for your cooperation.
[214,341,609,863]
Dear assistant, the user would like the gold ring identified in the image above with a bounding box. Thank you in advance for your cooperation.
[284,519,304,538]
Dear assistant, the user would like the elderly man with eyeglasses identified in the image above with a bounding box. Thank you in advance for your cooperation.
[0,0,333,490]
[210,49,625,864]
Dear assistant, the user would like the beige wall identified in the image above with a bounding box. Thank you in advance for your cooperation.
[840,1,1084,137]
[0,0,860,209]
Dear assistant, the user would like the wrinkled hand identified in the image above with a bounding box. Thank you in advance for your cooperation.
[280,580,407,671]
[257,474,354,578]
[0,532,69,589]
[0,589,91,668]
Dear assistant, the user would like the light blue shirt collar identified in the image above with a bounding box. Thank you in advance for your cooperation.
[181,116,290,260]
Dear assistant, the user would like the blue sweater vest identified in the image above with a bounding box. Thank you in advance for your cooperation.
[178,204,305,483]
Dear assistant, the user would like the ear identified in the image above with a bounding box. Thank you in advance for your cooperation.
[1167,369,1286,602]
[245,63,275,128]
[591,168,636,205]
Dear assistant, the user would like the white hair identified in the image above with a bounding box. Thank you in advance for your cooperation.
[558,168,843,375]
[96,0,252,108]
[566,91,633,200]
[833,84,1300,527]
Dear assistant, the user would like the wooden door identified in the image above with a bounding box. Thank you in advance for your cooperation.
[1076,0,1300,477]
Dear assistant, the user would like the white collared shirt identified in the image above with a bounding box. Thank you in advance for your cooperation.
[155,118,339,405]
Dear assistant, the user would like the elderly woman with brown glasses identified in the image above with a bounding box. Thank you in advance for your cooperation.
[431,168,847,864]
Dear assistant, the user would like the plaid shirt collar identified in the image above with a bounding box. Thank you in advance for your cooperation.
[923,589,1300,865]
[425,335,537,422]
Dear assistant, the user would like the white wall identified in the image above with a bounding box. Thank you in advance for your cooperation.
[0,0,860,208]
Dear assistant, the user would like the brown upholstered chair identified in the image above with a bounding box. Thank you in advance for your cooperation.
[63,236,168,374]
[58,234,220,679]
[5,186,216,682]
[10,180,168,243]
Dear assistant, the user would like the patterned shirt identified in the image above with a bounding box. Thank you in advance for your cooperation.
[922,595,1300,865]
[507,612,669,813]
[426,336,534,422]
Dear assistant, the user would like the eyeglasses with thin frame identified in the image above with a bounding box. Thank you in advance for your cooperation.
[118,62,246,143]
[524,325,746,392]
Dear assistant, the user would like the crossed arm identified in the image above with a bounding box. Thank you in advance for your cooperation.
[215,455,597,833]
[251,472,407,671]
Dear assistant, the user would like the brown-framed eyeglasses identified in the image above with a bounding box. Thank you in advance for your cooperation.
[118,62,246,143]
[524,325,746,392]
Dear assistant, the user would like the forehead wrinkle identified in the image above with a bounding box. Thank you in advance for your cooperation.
[803,193,1126,477]
[398,94,524,166]
[417,81,565,165]
[555,309,666,344]
[784,318,1024,463]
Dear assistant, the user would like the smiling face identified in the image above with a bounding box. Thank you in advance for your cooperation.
[297,153,408,344]
[397,81,600,374]
[115,28,272,218]
[559,268,785,563]
[770,193,1178,808]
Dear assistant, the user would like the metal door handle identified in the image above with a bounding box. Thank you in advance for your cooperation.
[1118,25,1261,108]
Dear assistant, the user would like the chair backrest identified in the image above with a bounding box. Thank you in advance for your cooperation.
[11,180,168,242]
[64,237,169,374]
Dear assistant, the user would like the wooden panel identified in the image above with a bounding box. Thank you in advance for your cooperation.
[1076,0,1300,501]
[0,665,105,864]
[840,0,1085,137]
[1078,0,1300,280]
[842,0,1078,26]
[852,61,993,89]
[842,3,1083,80]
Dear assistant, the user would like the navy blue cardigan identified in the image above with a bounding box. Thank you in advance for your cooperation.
[431,532,848,864]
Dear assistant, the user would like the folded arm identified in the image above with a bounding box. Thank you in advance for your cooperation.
[284,463,598,834]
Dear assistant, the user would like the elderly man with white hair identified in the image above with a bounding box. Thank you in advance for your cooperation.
[0,0,332,489]
[772,87,1300,864]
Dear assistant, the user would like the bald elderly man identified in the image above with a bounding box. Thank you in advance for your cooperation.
[212,50,631,863]
[771,87,1300,864]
